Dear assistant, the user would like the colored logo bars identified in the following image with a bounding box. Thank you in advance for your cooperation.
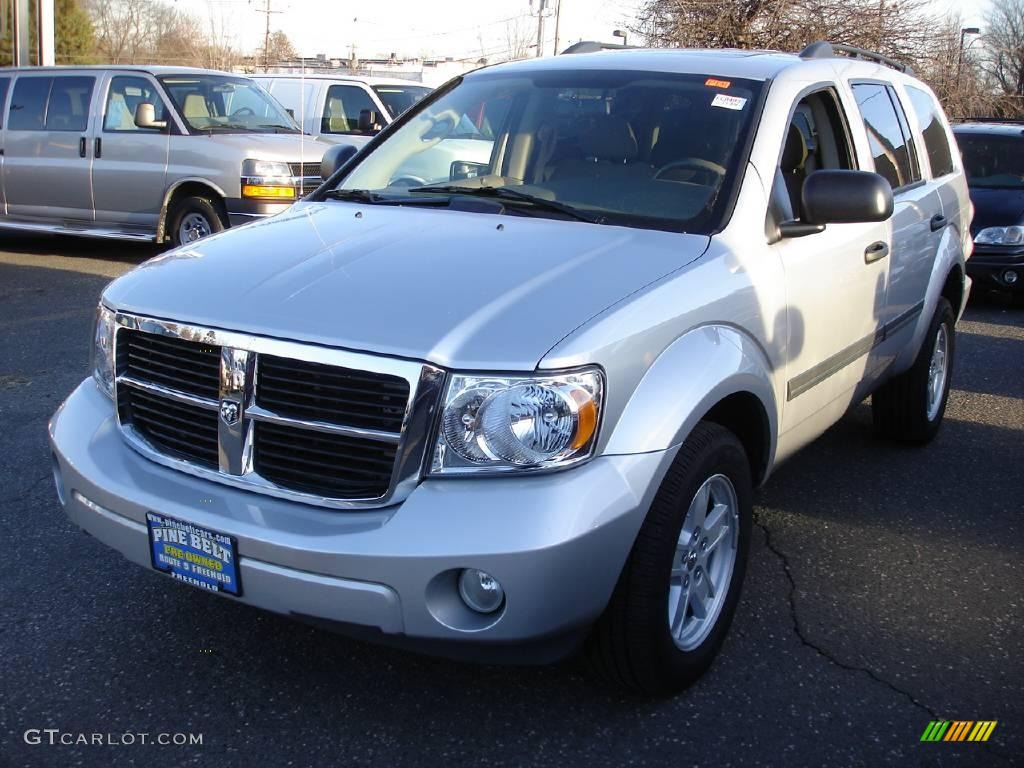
[920,721,997,742]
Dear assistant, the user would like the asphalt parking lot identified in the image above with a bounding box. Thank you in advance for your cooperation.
[1,233,1021,768]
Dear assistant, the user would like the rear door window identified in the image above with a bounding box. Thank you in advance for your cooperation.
[905,86,955,177]
[0,77,10,127]
[322,84,378,134]
[45,76,95,131]
[8,77,52,130]
[851,82,920,189]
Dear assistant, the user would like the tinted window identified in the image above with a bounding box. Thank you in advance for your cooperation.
[46,76,95,131]
[851,82,917,188]
[9,77,52,130]
[955,133,1024,188]
[372,84,431,118]
[322,84,378,134]
[888,86,921,182]
[105,76,166,131]
[906,86,954,177]
[0,78,10,128]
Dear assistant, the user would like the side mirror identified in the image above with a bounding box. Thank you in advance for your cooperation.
[803,169,893,225]
[134,102,167,130]
[450,160,488,181]
[320,143,359,180]
[357,109,381,135]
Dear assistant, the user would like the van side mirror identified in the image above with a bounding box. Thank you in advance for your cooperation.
[134,102,167,130]
[358,109,381,135]
[779,170,893,239]
[320,143,359,180]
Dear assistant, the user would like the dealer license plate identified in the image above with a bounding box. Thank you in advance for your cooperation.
[146,512,241,596]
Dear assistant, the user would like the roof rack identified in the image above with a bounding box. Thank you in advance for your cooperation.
[799,41,913,76]
[561,41,637,55]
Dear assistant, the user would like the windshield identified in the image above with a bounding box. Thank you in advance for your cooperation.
[957,132,1024,188]
[373,84,432,118]
[158,75,299,133]
[332,69,763,233]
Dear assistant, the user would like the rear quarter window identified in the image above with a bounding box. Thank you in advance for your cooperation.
[851,82,920,189]
[8,76,52,130]
[905,86,955,177]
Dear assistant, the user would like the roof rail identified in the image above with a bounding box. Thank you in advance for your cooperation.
[561,40,638,54]
[954,116,1024,124]
[798,40,913,76]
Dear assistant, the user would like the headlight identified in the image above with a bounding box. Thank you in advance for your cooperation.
[974,226,1024,245]
[241,159,296,199]
[430,369,603,475]
[92,304,117,399]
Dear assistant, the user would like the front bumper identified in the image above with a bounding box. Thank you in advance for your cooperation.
[967,246,1024,292]
[224,197,295,228]
[50,380,672,662]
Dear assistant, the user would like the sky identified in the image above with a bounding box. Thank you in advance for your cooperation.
[175,0,990,62]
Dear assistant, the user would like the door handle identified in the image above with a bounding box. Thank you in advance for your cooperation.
[930,213,947,232]
[79,136,86,158]
[94,137,101,158]
[864,241,889,263]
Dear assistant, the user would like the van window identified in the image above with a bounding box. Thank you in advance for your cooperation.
[0,77,10,127]
[45,76,95,131]
[905,86,954,177]
[105,76,166,132]
[372,84,430,118]
[9,77,52,130]
[322,84,378,134]
[851,82,919,189]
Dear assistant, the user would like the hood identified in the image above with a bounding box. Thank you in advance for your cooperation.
[968,186,1024,233]
[104,203,709,370]
[205,132,331,163]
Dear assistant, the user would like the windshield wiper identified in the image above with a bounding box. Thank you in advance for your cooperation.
[409,185,604,224]
[323,188,449,206]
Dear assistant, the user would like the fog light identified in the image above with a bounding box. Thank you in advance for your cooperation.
[1004,269,1019,285]
[458,568,505,614]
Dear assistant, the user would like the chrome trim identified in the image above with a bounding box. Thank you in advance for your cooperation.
[245,404,402,444]
[112,311,445,510]
[118,375,218,410]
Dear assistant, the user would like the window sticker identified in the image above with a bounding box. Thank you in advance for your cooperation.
[711,93,747,111]
[705,78,731,89]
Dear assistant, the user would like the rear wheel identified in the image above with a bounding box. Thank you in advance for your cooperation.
[168,195,225,247]
[587,422,752,694]
[872,297,955,444]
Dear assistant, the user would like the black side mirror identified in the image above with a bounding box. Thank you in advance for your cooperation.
[320,143,359,180]
[803,169,893,225]
[358,109,381,135]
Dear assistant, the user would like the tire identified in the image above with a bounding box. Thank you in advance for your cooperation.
[586,421,752,694]
[168,195,225,247]
[872,297,955,445]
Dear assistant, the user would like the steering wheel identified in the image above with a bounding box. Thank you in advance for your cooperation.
[230,106,256,118]
[655,158,727,185]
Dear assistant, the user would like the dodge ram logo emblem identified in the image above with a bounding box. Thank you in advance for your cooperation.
[219,400,240,426]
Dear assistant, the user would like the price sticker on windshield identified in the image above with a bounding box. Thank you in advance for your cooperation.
[711,94,747,111]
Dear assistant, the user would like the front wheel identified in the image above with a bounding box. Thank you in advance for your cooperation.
[587,421,752,694]
[872,297,955,444]
[168,195,225,247]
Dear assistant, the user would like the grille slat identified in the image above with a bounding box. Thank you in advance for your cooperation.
[123,331,220,399]
[119,387,219,468]
[288,162,322,178]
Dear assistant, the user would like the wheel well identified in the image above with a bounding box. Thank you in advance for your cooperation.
[941,264,964,316]
[159,182,227,243]
[702,392,770,486]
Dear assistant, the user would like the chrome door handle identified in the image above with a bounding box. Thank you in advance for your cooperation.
[864,241,889,263]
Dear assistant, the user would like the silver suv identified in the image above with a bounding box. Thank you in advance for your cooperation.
[0,66,329,246]
[50,43,971,693]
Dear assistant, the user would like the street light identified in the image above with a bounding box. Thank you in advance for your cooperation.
[613,29,628,47]
[958,26,981,80]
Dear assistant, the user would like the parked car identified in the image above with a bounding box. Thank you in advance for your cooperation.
[0,66,330,246]
[952,120,1024,300]
[50,42,971,694]
[253,73,491,186]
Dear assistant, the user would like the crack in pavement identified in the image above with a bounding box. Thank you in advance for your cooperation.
[754,512,1015,763]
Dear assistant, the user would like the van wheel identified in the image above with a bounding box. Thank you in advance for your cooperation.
[586,422,752,694]
[872,297,955,444]
[169,196,225,247]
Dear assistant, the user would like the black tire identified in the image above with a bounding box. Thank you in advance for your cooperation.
[872,297,955,445]
[586,421,752,694]
[168,195,225,247]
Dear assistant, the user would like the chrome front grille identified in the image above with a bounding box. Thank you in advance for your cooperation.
[288,161,321,179]
[112,314,444,509]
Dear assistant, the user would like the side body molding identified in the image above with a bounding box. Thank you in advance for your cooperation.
[602,324,779,468]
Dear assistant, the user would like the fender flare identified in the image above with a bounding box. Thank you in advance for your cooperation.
[156,178,230,243]
[602,324,779,475]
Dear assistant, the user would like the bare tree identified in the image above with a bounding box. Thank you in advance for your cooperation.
[503,16,534,61]
[983,0,1024,114]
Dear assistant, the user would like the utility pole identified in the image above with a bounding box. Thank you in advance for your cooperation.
[253,0,282,71]
[533,0,550,58]
[553,0,562,56]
